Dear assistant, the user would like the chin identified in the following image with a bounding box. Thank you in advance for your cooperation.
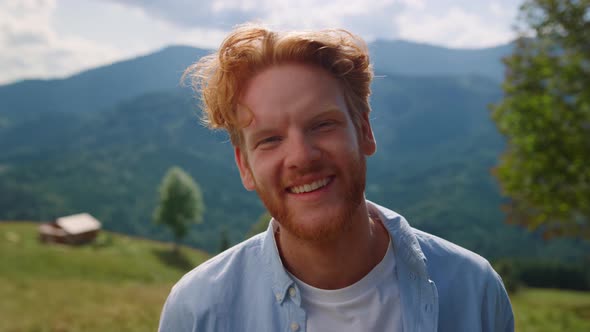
[275,200,362,242]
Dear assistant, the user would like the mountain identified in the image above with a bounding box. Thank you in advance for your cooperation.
[369,40,512,82]
[0,46,208,121]
[0,40,510,121]
[0,90,259,249]
[0,40,587,258]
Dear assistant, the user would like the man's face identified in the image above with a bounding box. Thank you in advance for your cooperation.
[235,63,376,241]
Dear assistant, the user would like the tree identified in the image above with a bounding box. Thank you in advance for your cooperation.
[491,0,590,239]
[154,166,205,252]
[219,227,231,253]
[245,211,271,239]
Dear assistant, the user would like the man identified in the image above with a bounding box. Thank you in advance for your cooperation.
[159,24,514,332]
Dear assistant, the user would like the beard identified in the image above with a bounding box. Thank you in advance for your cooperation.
[253,153,367,242]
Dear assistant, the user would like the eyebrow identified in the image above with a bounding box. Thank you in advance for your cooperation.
[308,108,343,122]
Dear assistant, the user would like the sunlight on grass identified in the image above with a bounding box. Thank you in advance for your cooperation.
[0,278,172,332]
[511,288,590,331]
[0,222,209,332]
[2,222,589,331]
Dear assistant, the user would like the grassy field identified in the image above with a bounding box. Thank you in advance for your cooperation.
[2,222,590,331]
[0,222,209,332]
[512,288,590,331]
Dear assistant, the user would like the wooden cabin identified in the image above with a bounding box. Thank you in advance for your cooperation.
[39,213,101,245]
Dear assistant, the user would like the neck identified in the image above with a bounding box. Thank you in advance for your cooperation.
[276,202,390,290]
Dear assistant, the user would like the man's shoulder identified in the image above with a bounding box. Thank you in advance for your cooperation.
[168,233,266,303]
[371,201,493,274]
[410,227,508,299]
[412,228,492,272]
[410,228,514,330]
[158,234,270,331]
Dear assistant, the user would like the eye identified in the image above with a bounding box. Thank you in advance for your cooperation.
[313,120,336,131]
[256,136,282,149]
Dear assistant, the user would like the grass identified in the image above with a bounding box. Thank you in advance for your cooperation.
[1,222,590,331]
[0,222,209,332]
[512,287,590,332]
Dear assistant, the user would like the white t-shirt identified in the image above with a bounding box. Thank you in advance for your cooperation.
[290,240,403,332]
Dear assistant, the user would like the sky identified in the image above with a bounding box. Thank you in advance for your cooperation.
[0,0,521,85]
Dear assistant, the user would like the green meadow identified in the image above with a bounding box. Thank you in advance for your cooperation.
[0,222,208,332]
[1,222,589,332]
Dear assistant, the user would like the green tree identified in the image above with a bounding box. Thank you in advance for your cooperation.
[491,0,590,238]
[219,227,231,253]
[154,166,205,252]
[245,211,271,239]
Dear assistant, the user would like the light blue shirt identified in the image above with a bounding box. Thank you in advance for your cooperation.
[158,201,514,332]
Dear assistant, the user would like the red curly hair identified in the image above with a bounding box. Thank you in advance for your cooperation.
[183,23,374,146]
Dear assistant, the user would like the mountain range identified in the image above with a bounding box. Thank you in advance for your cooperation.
[1,40,587,259]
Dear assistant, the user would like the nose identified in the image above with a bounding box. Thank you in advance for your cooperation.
[285,132,321,169]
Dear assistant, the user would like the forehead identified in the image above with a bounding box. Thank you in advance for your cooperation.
[237,63,347,127]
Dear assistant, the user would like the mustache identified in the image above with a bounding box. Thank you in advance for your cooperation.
[282,162,332,185]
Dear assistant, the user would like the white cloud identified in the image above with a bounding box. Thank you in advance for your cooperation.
[260,0,395,30]
[54,0,226,51]
[399,0,425,10]
[101,0,411,39]
[99,0,518,47]
[395,5,516,48]
[0,0,230,85]
[0,0,123,85]
[102,0,260,28]
[0,0,521,84]
[489,1,517,18]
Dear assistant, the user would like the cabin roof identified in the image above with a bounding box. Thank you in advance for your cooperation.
[56,213,101,234]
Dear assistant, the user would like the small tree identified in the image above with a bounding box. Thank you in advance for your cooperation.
[154,166,205,252]
[245,211,271,239]
[219,227,231,253]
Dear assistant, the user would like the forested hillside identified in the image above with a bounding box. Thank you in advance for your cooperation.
[0,41,587,258]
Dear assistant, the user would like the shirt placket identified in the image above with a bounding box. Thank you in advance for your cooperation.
[276,284,307,332]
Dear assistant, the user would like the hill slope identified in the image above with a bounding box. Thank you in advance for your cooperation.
[1,223,589,332]
[0,46,208,121]
[0,40,509,122]
[0,222,208,332]
[0,40,587,259]
[1,74,588,259]
[369,40,511,82]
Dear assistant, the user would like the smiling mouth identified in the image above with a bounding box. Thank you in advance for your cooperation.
[288,177,331,194]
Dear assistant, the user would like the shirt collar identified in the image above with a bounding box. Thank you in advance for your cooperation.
[260,218,295,305]
[258,200,429,302]
[367,200,429,279]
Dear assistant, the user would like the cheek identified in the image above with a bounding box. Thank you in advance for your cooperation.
[336,130,361,155]
[249,154,281,184]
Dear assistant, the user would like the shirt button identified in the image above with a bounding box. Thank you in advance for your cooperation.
[275,293,282,302]
[289,287,297,297]
[290,322,300,331]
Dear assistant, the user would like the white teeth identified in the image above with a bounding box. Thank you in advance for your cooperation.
[290,178,329,194]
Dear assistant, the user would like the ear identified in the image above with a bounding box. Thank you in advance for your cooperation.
[234,146,256,191]
[359,111,376,156]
